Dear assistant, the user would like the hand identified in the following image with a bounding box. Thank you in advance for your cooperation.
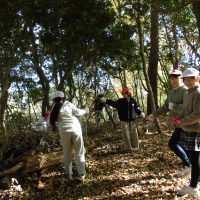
[172,117,182,125]
[140,112,145,118]
[146,114,155,122]
[168,102,174,110]
[100,97,107,103]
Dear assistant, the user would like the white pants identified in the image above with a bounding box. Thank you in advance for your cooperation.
[59,131,86,176]
[121,121,139,150]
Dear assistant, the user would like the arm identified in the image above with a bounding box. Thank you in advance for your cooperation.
[132,98,142,115]
[181,93,200,125]
[153,98,169,116]
[70,102,88,116]
[172,88,187,113]
[173,103,183,113]
[106,99,118,109]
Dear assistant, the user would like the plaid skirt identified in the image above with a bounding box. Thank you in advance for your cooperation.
[181,130,200,151]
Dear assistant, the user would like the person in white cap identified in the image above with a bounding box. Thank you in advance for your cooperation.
[36,111,51,132]
[49,91,89,182]
[172,67,200,198]
[146,69,191,177]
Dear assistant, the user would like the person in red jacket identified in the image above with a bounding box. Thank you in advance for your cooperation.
[100,87,145,152]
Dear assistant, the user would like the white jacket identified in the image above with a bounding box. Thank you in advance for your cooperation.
[36,117,48,131]
[56,101,87,134]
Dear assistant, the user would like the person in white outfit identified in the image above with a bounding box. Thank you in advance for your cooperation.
[36,111,50,132]
[49,91,89,182]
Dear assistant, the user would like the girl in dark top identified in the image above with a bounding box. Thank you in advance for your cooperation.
[100,87,145,152]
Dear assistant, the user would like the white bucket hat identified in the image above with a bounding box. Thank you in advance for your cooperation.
[182,67,199,78]
[169,69,182,76]
[51,91,64,99]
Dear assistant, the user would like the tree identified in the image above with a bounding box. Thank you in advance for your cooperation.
[0,0,23,160]
[147,2,159,114]
[192,0,200,40]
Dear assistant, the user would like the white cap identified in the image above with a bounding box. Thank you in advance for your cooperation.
[182,67,199,78]
[51,91,64,99]
[169,69,182,76]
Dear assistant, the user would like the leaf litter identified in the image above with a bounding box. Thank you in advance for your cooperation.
[0,119,197,200]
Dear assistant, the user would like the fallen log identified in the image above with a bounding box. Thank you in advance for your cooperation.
[23,151,63,173]
[0,162,24,177]
[12,149,36,165]
[0,151,63,177]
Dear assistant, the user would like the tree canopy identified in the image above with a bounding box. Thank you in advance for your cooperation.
[0,0,200,149]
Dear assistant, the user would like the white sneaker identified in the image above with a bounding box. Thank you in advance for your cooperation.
[177,186,200,198]
[124,147,139,153]
[174,166,191,178]
[75,174,85,182]
[198,182,200,189]
[123,146,135,153]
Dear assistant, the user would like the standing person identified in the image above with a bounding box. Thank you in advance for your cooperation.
[49,91,89,182]
[146,69,191,177]
[94,93,105,130]
[172,67,200,198]
[100,87,145,152]
[36,111,51,132]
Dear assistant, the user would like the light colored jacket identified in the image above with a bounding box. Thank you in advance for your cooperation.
[56,101,87,134]
[153,85,187,126]
[179,85,200,132]
[36,117,48,131]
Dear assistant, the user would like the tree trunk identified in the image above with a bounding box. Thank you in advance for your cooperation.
[147,3,159,114]
[0,68,10,161]
[104,104,117,129]
[192,0,200,40]
[136,2,162,134]
[30,26,50,114]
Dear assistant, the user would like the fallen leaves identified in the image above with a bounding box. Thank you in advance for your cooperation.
[0,121,197,199]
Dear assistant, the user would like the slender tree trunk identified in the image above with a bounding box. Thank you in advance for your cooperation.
[0,68,10,161]
[136,2,162,133]
[30,27,50,114]
[192,0,200,40]
[57,56,79,94]
[147,3,159,114]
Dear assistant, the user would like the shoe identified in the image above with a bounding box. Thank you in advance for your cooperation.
[196,182,200,192]
[123,148,138,153]
[177,186,200,198]
[174,166,191,178]
[75,174,85,182]
[130,147,139,152]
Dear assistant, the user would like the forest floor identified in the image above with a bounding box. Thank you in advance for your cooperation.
[0,118,197,200]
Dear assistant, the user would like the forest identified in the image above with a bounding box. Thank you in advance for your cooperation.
[0,0,200,199]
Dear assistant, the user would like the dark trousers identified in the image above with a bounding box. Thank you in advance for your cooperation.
[168,127,191,167]
[187,151,200,188]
